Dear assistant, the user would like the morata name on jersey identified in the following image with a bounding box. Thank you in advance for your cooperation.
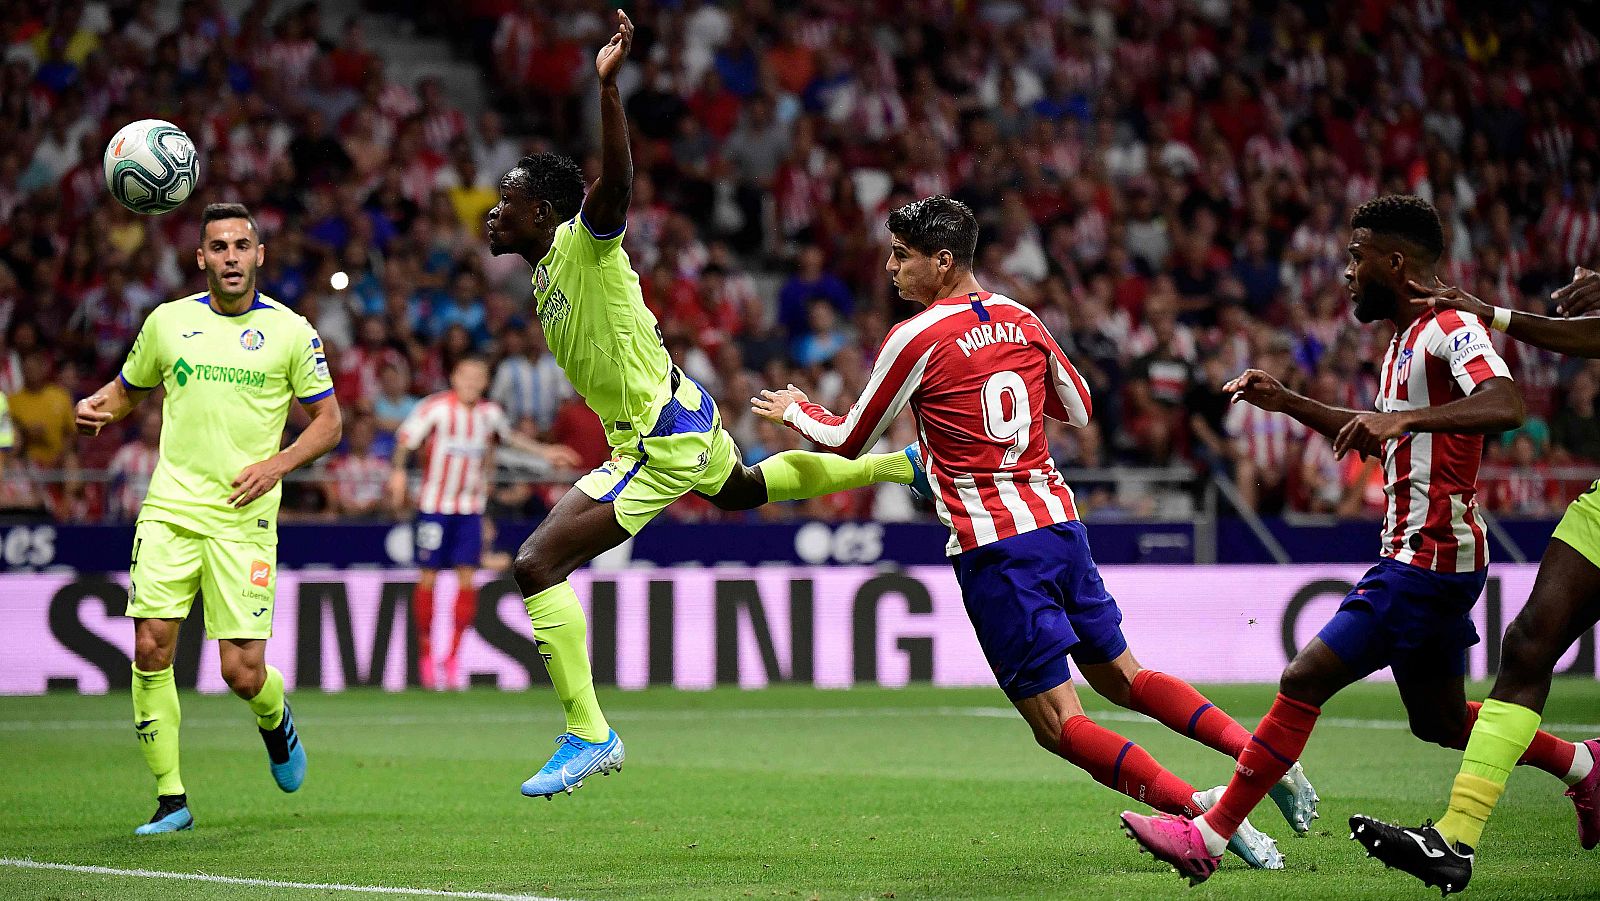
[955,321,1030,357]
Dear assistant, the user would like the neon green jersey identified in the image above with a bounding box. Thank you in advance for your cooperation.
[531,216,672,449]
[119,292,334,543]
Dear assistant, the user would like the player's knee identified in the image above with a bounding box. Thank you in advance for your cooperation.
[1409,715,1463,748]
[133,633,174,671]
[220,658,265,697]
[1277,656,1330,704]
[1500,617,1561,681]
[709,467,765,511]
[512,539,560,596]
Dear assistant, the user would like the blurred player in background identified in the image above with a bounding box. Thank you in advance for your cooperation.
[1122,196,1588,889]
[388,356,578,690]
[485,11,922,799]
[74,203,343,834]
[1351,266,1600,893]
[753,195,1310,870]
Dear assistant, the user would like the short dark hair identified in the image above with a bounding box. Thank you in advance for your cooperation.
[202,202,258,236]
[1350,194,1443,262]
[510,152,586,222]
[886,195,979,269]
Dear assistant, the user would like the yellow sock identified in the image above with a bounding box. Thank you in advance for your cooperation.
[525,581,610,743]
[1437,773,1503,850]
[1435,699,1542,849]
[758,449,913,502]
[246,665,286,730]
[131,665,184,797]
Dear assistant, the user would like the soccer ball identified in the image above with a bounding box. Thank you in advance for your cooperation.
[103,119,199,215]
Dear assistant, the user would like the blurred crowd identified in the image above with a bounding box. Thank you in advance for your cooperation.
[3,0,1600,526]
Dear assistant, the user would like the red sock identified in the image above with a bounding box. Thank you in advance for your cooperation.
[1455,701,1577,778]
[1204,693,1320,840]
[1128,669,1251,759]
[413,584,435,659]
[1059,714,1198,816]
[449,585,478,659]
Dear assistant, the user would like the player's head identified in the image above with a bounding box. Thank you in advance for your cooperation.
[449,354,491,404]
[196,202,264,302]
[885,195,978,304]
[488,153,586,258]
[1345,194,1443,323]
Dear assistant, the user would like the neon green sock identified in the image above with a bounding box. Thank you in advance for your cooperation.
[131,665,184,797]
[525,581,610,743]
[246,665,286,730]
[1436,699,1542,848]
[757,450,914,502]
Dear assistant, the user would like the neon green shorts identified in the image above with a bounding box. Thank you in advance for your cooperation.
[126,518,278,639]
[575,380,740,535]
[1552,482,1600,569]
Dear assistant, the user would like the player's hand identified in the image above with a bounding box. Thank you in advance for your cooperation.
[1222,369,1288,412]
[386,468,408,512]
[751,384,809,424]
[229,457,290,508]
[75,394,114,436]
[1334,411,1409,460]
[1554,267,1600,317]
[1408,278,1493,321]
[540,443,582,470]
[595,10,632,85]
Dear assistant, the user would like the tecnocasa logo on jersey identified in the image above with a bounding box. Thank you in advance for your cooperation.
[172,357,268,389]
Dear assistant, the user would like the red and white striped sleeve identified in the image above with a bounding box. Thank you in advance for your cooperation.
[781,316,940,458]
[484,402,513,444]
[1432,310,1513,394]
[1025,316,1093,427]
[397,395,442,451]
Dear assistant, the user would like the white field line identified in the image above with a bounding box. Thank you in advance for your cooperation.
[0,858,570,901]
[2,705,1597,734]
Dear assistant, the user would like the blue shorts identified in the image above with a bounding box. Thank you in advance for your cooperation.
[951,521,1128,701]
[1316,557,1486,680]
[414,512,483,569]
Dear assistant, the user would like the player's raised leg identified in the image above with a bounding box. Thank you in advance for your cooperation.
[1080,650,1319,833]
[702,446,919,512]
[131,617,191,834]
[1019,679,1282,870]
[512,488,628,798]
[1122,637,1352,884]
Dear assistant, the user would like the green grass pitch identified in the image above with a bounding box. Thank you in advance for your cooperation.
[2,681,1598,900]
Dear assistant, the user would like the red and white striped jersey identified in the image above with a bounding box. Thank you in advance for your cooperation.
[1376,308,1513,573]
[397,392,514,515]
[781,292,1093,555]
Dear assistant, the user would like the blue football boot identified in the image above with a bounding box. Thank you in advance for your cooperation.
[903,443,932,500]
[260,702,307,792]
[134,794,193,835]
[521,730,625,799]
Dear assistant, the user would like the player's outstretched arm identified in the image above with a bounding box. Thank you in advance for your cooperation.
[75,378,150,437]
[581,10,634,237]
[228,395,343,508]
[1414,270,1600,359]
[1224,369,1359,442]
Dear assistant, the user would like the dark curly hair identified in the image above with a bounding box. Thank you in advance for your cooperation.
[887,195,979,269]
[509,152,586,222]
[1350,194,1443,263]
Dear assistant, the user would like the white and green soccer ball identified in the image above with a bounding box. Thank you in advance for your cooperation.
[103,119,199,215]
